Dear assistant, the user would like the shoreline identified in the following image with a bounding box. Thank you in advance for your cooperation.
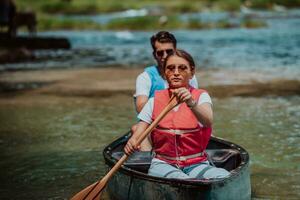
[0,67,299,101]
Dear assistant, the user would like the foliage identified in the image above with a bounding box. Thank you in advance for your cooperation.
[15,0,300,16]
[250,0,274,9]
[14,0,272,31]
[250,0,300,9]
[186,19,206,29]
[241,19,267,28]
[216,0,241,12]
[277,0,300,8]
[103,16,267,31]
[168,2,202,13]
[104,16,183,30]
[37,16,102,30]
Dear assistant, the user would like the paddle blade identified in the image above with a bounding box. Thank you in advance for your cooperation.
[71,180,106,200]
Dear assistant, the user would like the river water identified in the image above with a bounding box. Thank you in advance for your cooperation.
[1,94,299,199]
[0,10,300,200]
[1,10,300,76]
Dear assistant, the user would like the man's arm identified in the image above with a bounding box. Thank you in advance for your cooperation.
[136,95,149,113]
[124,121,151,154]
[137,121,152,151]
[136,98,154,151]
[135,72,151,113]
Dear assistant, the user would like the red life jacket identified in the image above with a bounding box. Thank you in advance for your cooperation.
[151,88,212,167]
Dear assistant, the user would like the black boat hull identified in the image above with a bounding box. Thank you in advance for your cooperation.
[103,133,251,200]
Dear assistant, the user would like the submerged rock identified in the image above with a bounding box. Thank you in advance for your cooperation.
[0,47,35,64]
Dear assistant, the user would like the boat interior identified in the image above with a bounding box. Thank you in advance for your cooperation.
[110,142,242,174]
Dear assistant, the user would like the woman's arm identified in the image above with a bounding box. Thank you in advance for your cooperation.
[189,102,213,127]
[173,88,213,127]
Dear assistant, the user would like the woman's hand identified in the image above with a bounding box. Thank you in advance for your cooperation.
[124,136,140,155]
[172,87,196,107]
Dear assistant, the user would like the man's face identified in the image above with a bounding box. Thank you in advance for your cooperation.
[164,55,194,89]
[154,41,175,66]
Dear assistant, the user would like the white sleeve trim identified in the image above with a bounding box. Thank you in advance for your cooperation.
[198,92,212,105]
[137,98,154,124]
[189,75,198,88]
[135,72,151,97]
[137,92,211,124]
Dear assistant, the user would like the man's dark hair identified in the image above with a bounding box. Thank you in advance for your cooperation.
[150,31,177,51]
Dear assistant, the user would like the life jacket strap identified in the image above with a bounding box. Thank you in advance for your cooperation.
[156,152,204,161]
[156,128,201,135]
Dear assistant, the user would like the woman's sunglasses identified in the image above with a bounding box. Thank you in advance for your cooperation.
[156,49,174,58]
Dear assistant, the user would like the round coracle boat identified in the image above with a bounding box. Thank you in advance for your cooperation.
[103,132,251,200]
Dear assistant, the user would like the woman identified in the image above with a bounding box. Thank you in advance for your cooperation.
[124,49,229,179]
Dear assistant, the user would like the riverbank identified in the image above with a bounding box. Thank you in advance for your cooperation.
[0,67,299,99]
[36,15,267,31]
[14,0,300,31]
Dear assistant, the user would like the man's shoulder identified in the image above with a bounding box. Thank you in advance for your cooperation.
[144,65,158,73]
[144,65,164,81]
[137,71,150,82]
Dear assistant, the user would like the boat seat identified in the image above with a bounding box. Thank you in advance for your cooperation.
[111,149,240,173]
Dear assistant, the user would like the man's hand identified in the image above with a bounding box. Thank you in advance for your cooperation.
[124,136,141,155]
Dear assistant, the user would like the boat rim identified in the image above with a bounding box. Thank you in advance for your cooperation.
[103,132,249,187]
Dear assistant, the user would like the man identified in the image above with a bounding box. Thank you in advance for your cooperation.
[134,31,198,114]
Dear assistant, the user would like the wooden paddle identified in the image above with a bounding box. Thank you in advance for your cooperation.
[71,95,179,200]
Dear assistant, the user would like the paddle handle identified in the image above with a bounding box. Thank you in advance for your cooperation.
[71,95,178,200]
[97,153,128,186]
[100,95,178,186]
[135,95,178,145]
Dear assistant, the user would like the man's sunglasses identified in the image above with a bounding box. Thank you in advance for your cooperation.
[156,49,174,58]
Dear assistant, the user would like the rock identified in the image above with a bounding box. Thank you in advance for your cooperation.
[0,47,35,64]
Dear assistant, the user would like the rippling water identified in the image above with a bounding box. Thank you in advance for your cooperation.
[0,95,135,199]
[1,10,300,76]
[0,95,299,199]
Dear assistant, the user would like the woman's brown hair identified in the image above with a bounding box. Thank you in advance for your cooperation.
[163,49,195,71]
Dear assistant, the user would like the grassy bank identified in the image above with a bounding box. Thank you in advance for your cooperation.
[36,15,267,31]
[13,0,294,31]
[37,16,102,30]
[16,0,208,15]
[16,0,300,15]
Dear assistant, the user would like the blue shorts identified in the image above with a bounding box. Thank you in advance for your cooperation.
[148,158,230,179]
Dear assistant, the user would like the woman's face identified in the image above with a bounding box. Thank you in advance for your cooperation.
[164,55,194,89]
